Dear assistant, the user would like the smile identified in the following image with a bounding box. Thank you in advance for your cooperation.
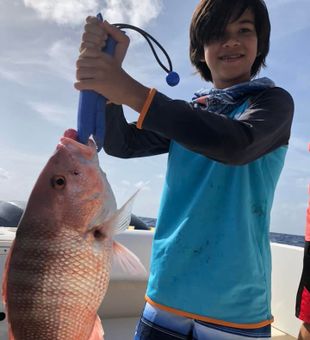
[219,54,244,62]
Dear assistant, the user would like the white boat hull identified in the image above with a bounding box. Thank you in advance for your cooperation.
[0,228,303,339]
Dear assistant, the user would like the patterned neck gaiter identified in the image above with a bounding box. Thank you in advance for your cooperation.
[192,77,275,115]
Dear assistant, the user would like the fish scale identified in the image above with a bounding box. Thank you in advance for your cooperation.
[7,227,112,339]
[2,130,145,340]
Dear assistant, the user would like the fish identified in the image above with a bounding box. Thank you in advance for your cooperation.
[2,129,145,340]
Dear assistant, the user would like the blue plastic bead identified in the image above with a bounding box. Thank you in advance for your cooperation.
[166,71,180,87]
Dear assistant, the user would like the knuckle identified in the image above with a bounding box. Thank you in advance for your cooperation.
[86,16,96,23]
[95,35,103,45]
[79,43,85,52]
[84,23,91,32]
[82,32,88,41]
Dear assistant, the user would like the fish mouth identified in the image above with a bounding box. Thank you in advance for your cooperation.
[56,132,97,161]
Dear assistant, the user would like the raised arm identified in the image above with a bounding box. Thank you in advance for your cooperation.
[138,87,294,165]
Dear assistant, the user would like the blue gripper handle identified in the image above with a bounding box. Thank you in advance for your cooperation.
[77,15,116,151]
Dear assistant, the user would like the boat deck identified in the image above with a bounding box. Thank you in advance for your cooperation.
[272,326,296,339]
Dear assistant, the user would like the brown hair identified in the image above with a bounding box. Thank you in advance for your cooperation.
[189,0,271,82]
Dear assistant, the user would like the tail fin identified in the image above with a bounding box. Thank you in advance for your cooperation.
[113,241,146,276]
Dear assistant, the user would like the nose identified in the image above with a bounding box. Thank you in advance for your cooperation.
[222,34,240,48]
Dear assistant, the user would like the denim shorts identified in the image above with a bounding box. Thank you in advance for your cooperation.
[134,303,271,340]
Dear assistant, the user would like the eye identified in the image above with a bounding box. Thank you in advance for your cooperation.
[50,175,66,190]
[93,229,106,240]
[239,27,253,33]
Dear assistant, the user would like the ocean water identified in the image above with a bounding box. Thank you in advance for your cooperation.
[138,217,305,248]
[0,198,305,248]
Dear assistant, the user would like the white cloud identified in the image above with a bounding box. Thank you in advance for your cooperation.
[46,40,76,82]
[101,0,162,27]
[23,0,163,27]
[23,0,99,25]
[0,68,26,86]
[0,39,75,87]
[0,145,48,202]
[27,101,70,126]
[0,168,9,180]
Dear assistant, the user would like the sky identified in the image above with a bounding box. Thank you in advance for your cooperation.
[0,0,309,235]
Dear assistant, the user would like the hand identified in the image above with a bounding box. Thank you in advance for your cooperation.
[75,18,130,103]
[74,17,149,112]
[79,16,108,53]
[75,18,149,110]
[79,17,129,66]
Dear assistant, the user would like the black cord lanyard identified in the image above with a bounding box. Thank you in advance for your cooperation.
[113,23,180,86]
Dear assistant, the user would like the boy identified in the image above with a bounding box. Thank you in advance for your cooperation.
[75,0,294,338]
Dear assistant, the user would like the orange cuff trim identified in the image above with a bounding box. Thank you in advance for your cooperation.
[137,88,157,129]
[145,296,274,329]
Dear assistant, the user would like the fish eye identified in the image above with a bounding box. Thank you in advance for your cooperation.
[93,229,106,240]
[51,175,66,190]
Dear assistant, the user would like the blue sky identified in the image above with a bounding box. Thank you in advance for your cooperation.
[0,0,309,235]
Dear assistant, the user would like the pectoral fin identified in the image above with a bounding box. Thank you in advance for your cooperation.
[99,190,140,237]
[88,314,104,340]
[113,241,146,276]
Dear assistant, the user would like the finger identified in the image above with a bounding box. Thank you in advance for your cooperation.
[79,47,101,58]
[101,21,130,65]
[84,22,108,39]
[80,41,103,53]
[74,79,100,92]
[76,57,101,68]
[76,67,101,81]
[86,16,98,24]
[76,57,108,71]
[82,31,106,46]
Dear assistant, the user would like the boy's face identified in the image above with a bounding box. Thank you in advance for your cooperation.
[203,9,258,89]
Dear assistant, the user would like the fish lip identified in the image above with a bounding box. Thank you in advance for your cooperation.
[57,137,97,160]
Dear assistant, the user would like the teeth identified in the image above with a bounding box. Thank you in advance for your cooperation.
[221,55,242,60]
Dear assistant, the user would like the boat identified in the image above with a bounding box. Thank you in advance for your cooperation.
[0,201,303,339]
